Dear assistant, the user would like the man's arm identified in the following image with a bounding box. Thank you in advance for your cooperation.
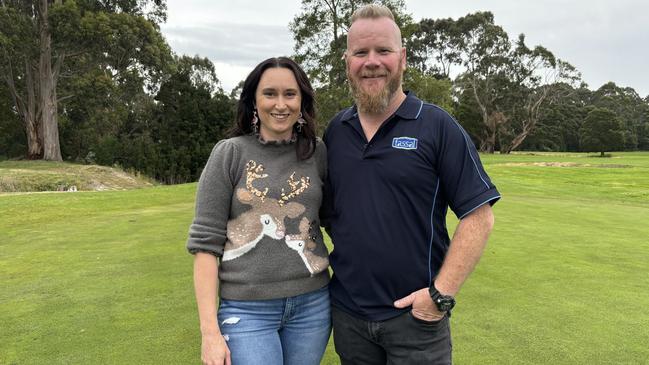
[394,203,495,320]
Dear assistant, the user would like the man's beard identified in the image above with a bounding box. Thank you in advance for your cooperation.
[348,63,403,115]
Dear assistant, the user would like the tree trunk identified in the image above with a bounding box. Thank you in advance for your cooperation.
[4,58,43,159]
[39,0,62,161]
[25,62,43,159]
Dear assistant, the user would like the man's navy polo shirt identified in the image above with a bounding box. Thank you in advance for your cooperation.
[322,92,500,321]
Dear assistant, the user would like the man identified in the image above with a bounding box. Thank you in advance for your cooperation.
[321,4,501,364]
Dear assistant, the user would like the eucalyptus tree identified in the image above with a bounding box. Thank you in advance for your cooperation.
[580,107,625,156]
[0,0,170,160]
[591,82,647,150]
[412,12,581,153]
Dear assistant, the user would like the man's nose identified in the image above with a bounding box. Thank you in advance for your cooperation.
[364,51,381,67]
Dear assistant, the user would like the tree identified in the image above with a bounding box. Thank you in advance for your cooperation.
[0,0,170,161]
[148,55,234,183]
[580,107,624,156]
[409,17,463,79]
[591,82,647,151]
[522,84,590,152]
[412,12,581,153]
[448,12,512,153]
[0,85,25,158]
[497,35,581,153]
[403,69,453,113]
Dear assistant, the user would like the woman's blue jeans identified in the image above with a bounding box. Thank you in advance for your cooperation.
[218,285,331,365]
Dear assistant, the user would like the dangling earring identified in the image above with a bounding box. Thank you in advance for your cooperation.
[252,109,259,134]
[296,112,306,133]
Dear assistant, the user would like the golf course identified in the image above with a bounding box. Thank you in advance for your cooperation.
[1,152,648,364]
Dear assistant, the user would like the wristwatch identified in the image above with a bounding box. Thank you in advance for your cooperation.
[429,282,456,312]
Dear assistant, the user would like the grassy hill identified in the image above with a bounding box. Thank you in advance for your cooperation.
[1,152,648,364]
[0,160,155,193]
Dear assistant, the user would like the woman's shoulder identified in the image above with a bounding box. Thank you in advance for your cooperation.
[211,135,257,153]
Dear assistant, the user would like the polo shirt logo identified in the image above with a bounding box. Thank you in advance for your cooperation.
[392,137,418,150]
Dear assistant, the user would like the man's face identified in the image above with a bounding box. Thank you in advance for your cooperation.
[345,17,406,115]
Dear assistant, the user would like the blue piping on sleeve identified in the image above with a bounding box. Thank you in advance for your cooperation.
[458,196,501,219]
[428,178,441,286]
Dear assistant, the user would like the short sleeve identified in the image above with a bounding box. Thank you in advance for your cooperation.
[436,113,500,219]
[186,139,240,256]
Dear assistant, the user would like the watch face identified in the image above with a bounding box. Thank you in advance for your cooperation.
[436,296,455,312]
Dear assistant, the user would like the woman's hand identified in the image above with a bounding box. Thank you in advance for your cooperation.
[201,332,231,365]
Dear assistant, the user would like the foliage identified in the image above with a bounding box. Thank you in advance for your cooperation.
[145,55,234,183]
[579,107,625,156]
[0,0,171,160]
[413,12,582,153]
[0,86,25,158]
[403,69,454,113]
[590,82,649,151]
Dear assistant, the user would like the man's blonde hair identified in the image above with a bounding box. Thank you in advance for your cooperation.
[350,3,396,23]
[346,4,402,50]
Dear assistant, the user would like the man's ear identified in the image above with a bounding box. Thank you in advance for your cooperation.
[401,47,407,71]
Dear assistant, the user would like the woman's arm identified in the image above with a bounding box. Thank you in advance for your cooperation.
[194,252,231,365]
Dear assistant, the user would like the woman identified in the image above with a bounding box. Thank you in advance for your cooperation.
[187,57,330,365]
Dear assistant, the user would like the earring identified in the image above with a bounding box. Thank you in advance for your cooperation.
[296,112,306,133]
[252,109,259,134]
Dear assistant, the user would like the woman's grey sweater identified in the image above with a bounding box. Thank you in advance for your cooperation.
[187,135,329,300]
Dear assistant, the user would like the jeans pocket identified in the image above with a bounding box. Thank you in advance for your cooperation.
[407,310,446,328]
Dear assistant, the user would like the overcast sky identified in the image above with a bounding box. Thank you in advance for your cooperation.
[160,0,648,97]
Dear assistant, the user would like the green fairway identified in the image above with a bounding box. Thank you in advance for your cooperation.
[1,152,648,364]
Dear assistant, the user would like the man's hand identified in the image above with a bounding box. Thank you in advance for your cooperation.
[394,287,445,321]
[201,333,231,365]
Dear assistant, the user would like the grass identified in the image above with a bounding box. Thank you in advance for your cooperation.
[0,160,155,192]
[1,152,648,364]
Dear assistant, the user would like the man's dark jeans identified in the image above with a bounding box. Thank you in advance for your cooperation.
[331,305,452,365]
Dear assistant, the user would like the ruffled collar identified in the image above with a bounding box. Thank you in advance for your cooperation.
[255,132,297,146]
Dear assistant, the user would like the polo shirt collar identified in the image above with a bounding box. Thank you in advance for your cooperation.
[394,91,423,120]
[340,91,423,123]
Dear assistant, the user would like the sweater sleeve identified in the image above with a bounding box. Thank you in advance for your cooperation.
[186,139,240,257]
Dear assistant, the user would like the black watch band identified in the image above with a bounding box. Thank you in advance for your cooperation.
[429,282,456,312]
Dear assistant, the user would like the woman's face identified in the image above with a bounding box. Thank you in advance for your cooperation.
[254,67,302,141]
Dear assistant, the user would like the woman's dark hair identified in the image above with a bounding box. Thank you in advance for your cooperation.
[229,57,317,160]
